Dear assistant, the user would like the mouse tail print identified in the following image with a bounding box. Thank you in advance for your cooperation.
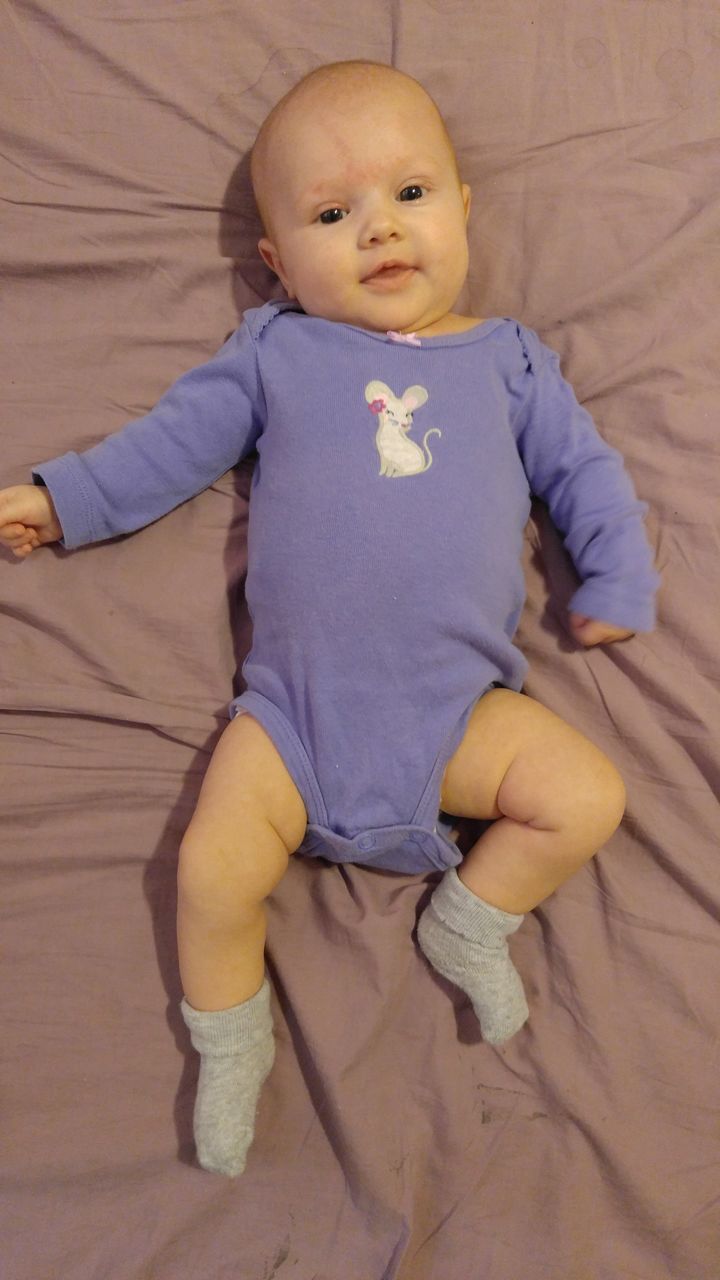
[421,428,442,472]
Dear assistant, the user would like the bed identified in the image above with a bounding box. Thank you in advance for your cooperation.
[2,3,719,1277]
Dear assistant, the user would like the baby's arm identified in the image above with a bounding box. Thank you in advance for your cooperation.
[511,327,660,644]
[16,323,264,552]
[0,484,63,558]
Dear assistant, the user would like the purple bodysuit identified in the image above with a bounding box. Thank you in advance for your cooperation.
[34,302,659,873]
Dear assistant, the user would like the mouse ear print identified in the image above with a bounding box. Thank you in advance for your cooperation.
[401,385,429,411]
[365,379,390,413]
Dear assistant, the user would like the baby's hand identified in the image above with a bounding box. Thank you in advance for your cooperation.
[0,484,63,557]
[568,612,635,648]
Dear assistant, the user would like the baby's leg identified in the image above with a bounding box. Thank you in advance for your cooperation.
[418,689,626,1042]
[177,713,307,1175]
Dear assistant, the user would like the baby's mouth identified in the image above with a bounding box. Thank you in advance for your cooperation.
[362,261,416,289]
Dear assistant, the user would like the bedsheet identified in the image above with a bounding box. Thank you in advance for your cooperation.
[2,3,719,1278]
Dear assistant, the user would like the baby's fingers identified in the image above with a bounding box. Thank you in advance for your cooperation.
[1,520,30,542]
[568,612,635,647]
[2,521,29,539]
[1,522,40,555]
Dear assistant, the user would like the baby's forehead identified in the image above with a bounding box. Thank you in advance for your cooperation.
[277,90,452,179]
[252,67,457,223]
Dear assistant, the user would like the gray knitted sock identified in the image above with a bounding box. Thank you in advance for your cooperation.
[417,868,529,1044]
[180,978,275,1176]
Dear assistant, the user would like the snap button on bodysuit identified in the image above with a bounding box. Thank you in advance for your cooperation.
[356,833,377,851]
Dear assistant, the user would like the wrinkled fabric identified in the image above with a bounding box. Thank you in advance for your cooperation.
[2,3,719,1279]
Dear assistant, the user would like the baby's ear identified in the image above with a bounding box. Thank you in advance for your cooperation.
[258,238,295,297]
[402,385,429,411]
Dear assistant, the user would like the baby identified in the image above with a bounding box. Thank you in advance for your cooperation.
[0,61,659,1178]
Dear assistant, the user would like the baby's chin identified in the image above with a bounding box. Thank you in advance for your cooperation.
[351,288,465,336]
[303,298,453,336]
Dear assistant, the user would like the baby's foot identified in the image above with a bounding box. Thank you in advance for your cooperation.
[417,869,529,1044]
[181,979,275,1176]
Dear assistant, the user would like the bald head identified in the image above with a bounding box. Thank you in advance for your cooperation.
[250,61,460,235]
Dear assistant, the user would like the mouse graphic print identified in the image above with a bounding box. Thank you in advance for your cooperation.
[365,381,442,477]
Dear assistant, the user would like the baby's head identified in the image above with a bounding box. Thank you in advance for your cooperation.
[251,62,471,338]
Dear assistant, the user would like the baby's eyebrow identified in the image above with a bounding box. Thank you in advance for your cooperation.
[305,184,341,201]
[303,155,438,198]
[303,169,369,199]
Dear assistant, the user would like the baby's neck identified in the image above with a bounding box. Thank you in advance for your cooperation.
[412,312,485,338]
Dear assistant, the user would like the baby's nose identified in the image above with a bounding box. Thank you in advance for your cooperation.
[365,222,398,245]
[358,200,403,247]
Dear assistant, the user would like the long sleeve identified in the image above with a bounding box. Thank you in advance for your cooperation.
[33,322,264,550]
[510,327,660,632]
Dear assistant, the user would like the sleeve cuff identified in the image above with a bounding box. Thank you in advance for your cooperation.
[31,454,95,550]
[569,580,659,633]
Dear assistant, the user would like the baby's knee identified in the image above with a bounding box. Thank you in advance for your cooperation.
[583,748,626,841]
[607,763,627,831]
[178,810,291,912]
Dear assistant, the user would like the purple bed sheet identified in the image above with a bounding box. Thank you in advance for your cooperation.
[2,3,719,1278]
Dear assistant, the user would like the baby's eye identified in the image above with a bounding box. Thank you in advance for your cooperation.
[398,185,426,202]
[318,208,347,224]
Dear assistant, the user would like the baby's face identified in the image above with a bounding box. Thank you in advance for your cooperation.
[255,80,471,337]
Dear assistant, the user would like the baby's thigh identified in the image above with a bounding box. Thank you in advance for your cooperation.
[440,688,620,822]
[186,713,308,859]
